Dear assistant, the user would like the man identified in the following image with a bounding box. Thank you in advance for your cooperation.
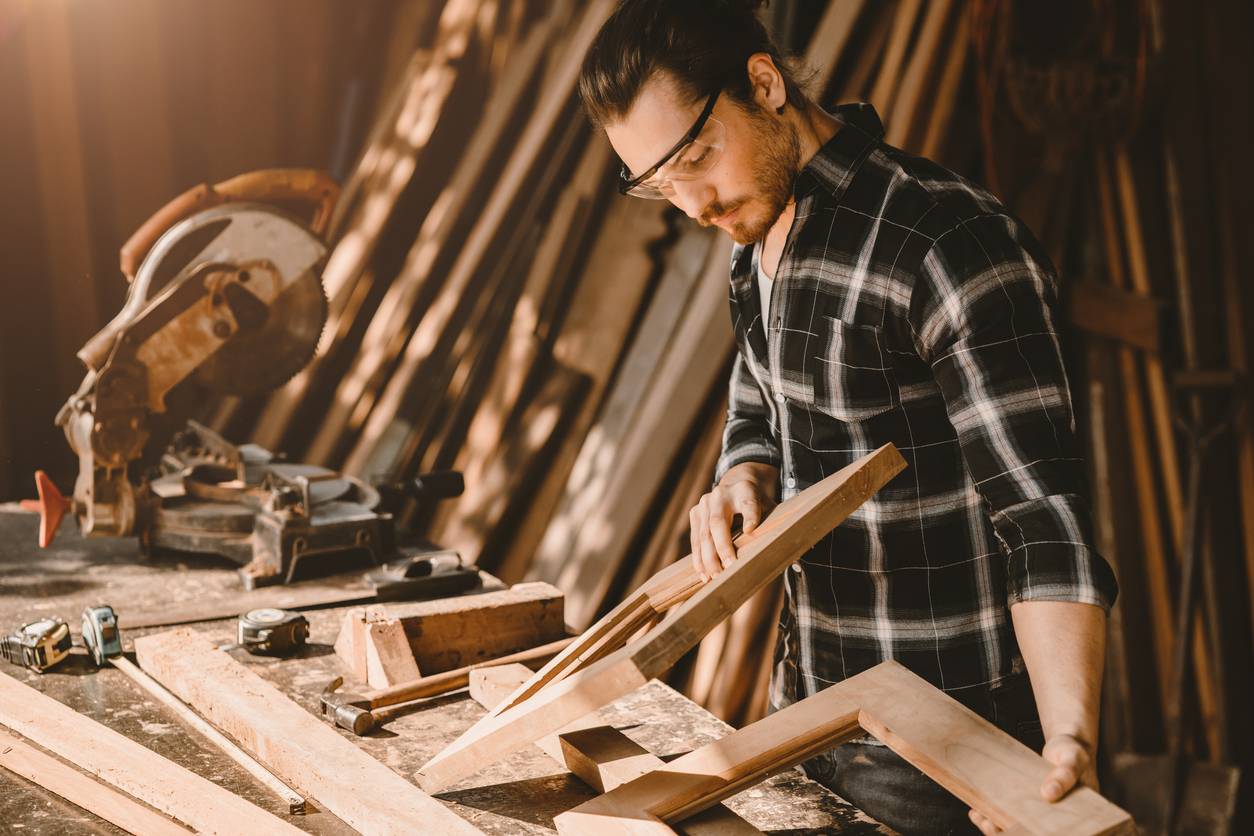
[578,2,1118,835]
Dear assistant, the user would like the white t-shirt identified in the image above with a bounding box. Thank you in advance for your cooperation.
[754,246,775,324]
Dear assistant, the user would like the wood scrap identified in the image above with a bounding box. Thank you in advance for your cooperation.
[0,731,190,836]
[0,670,301,835]
[554,662,1133,836]
[134,628,481,836]
[365,616,424,688]
[417,444,907,792]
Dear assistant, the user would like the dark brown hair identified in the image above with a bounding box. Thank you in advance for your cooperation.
[578,0,811,127]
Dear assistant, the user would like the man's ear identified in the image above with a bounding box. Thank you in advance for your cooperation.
[746,53,786,114]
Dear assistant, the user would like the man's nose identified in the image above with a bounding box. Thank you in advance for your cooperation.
[668,179,713,220]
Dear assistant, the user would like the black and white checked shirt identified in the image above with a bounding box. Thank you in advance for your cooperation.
[714,103,1118,715]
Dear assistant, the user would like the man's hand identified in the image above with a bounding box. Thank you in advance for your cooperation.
[967,733,1097,835]
[689,462,779,581]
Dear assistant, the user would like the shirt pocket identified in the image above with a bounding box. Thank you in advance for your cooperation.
[808,317,900,422]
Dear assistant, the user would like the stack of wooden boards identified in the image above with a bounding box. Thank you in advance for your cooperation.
[200,0,980,732]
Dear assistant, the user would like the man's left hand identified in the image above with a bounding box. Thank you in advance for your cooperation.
[967,733,1097,835]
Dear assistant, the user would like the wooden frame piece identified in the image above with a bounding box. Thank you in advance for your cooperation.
[0,732,189,835]
[134,628,481,835]
[416,444,907,792]
[554,661,1134,836]
[0,671,301,834]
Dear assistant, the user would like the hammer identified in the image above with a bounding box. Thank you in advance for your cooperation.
[320,636,574,735]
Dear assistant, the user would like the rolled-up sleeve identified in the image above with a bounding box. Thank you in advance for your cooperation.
[910,214,1118,611]
[714,351,782,485]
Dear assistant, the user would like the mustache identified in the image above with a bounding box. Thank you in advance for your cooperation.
[698,199,745,227]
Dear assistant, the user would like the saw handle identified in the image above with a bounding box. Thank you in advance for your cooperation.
[119,169,339,281]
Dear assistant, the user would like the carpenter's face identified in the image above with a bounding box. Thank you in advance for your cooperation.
[605,72,799,245]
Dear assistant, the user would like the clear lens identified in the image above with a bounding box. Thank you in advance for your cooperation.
[624,116,726,199]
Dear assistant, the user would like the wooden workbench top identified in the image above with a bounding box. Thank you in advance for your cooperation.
[0,507,888,834]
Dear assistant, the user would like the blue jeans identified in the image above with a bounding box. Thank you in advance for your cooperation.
[800,674,1046,836]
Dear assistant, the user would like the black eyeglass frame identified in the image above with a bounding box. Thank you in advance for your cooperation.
[617,89,721,195]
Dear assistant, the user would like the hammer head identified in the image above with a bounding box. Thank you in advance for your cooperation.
[319,676,375,735]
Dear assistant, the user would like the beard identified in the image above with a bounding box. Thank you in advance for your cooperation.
[699,108,801,245]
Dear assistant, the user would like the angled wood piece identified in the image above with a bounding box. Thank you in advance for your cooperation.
[468,665,759,834]
[0,671,300,835]
[417,444,907,792]
[134,628,480,835]
[0,732,189,835]
[554,662,1135,836]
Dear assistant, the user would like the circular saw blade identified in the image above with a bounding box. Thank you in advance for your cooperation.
[193,264,328,396]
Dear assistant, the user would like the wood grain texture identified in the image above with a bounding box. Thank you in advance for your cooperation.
[0,732,190,836]
[417,445,907,792]
[556,662,1133,836]
[0,671,299,835]
[365,617,424,688]
[134,628,480,835]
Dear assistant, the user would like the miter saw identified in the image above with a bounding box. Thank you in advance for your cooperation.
[22,170,469,590]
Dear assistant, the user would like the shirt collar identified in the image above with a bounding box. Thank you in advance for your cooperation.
[792,102,884,204]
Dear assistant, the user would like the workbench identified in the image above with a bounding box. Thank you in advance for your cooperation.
[0,507,889,834]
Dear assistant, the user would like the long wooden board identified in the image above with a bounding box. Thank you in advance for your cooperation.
[0,671,300,835]
[417,445,907,792]
[0,732,190,835]
[134,628,481,835]
[554,662,1134,836]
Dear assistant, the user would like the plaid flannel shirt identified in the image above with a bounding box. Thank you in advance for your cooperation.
[714,103,1118,715]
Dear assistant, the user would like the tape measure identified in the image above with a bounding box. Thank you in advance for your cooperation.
[1,617,72,673]
[82,605,122,667]
[236,608,309,657]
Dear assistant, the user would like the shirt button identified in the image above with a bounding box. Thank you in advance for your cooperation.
[786,477,797,489]
[791,563,802,573]
[774,392,785,403]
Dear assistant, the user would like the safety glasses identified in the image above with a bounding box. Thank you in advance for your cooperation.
[618,89,726,199]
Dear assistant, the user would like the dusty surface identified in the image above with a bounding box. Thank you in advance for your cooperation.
[0,507,890,834]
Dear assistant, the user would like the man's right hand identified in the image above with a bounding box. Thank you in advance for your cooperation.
[689,462,779,581]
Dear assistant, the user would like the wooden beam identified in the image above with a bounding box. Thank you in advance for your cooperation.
[886,0,953,147]
[555,662,1134,836]
[1066,278,1161,353]
[869,0,923,117]
[134,629,481,835]
[0,732,189,836]
[109,656,306,815]
[388,581,568,673]
[0,671,300,834]
[920,6,971,159]
[416,445,907,792]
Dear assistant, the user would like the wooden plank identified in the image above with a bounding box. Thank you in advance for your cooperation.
[109,656,306,815]
[920,5,971,159]
[389,581,568,673]
[868,0,923,117]
[252,0,490,450]
[886,0,952,147]
[0,732,189,836]
[804,0,866,76]
[493,196,672,583]
[555,662,1133,836]
[417,445,907,792]
[469,662,536,711]
[0,670,300,835]
[537,237,731,629]
[134,628,481,836]
[342,0,616,476]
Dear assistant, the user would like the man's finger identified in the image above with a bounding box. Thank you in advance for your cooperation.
[695,514,721,579]
[968,809,1000,836]
[707,496,737,568]
[689,507,706,581]
[733,486,762,534]
[1042,764,1079,802]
